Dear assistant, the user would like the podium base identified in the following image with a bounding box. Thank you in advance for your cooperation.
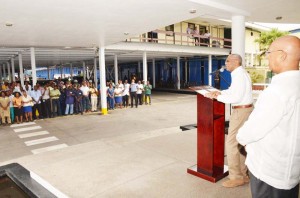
[187,165,228,183]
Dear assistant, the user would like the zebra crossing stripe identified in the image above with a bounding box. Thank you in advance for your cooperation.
[18,131,49,139]
[25,137,58,146]
[31,144,68,154]
[10,122,36,128]
[14,126,42,133]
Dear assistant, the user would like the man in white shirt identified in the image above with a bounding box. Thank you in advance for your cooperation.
[206,54,253,188]
[136,80,144,105]
[237,36,300,198]
[80,81,91,112]
[122,80,130,108]
[41,84,51,118]
[30,85,43,119]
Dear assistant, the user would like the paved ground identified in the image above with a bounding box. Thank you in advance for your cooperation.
[0,92,254,198]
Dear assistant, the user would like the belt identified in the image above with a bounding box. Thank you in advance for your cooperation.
[232,104,253,109]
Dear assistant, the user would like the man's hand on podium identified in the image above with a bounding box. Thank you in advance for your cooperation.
[205,91,221,99]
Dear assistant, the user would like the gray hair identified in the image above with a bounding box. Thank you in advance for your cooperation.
[229,54,242,65]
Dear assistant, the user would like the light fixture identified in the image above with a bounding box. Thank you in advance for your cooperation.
[5,22,13,27]
[124,32,129,35]
[64,46,71,49]
[276,16,282,20]
[189,9,197,14]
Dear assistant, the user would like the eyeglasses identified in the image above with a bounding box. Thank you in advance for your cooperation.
[265,50,285,56]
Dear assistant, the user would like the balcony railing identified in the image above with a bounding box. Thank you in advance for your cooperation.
[127,30,232,49]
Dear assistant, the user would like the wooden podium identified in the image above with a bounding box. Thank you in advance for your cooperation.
[187,86,228,182]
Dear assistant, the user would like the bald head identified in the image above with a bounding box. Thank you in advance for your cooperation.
[268,35,300,73]
[225,54,243,72]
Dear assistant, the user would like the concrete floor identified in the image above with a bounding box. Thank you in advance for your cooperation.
[0,92,252,198]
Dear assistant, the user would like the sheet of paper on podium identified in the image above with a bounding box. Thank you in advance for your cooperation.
[189,86,220,96]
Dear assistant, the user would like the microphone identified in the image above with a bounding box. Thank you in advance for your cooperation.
[210,66,226,75]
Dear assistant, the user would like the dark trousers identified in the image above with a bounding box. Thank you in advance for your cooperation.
[75,100,83,114]
[51,99,61,117]
[42,99,51,118]
[130,92,138,107]
[122,95,129,107]
[32,103,43,119]
[137,94,142,105]
[249,171,299,198]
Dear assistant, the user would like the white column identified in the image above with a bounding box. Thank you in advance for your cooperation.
[3,64,6,80]
[143,52,148,83]
[94,58,97,86]
[177,56,180,90]
[231,15,245,65]
[19,52,24,87]
[0,65,2,83]
[152,59,155,88]
[30,47,37,86]
[47,66,50,80]
[83,61,86,81]
[114,55,118,85]
[7,62,11,83]
[99,47,107,115]
[11,58,15,82]
[70,63,73,80]
[208,55,212,86]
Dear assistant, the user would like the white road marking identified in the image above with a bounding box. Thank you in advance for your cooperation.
[14,126,42,133]
[10,122,36,128]
[25,136,58,146]
[18,131,49,139]
[31,144,68,154]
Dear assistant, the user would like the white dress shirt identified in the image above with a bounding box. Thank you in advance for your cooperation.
[217,66,253,106]
[30,90,42,104]
[122,83,130,96]
[237,70,300,190]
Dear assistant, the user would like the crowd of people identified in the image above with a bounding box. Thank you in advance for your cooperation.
[0,78,153,126]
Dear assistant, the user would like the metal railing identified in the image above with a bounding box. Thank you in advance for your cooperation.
[127,29,232,49]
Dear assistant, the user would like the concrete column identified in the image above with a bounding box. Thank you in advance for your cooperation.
[19,52,24,87]
[70,63,73,80]
[142,52,147,83]
[99,47,107,115]
[83,61,86,81]
[114,55,118,85]
[0,65,2,83]
[94,58,97,86]
[47,66,50,80]
[7,62,11,83]
[152,59,155,88]
[177,56,180,90]
[30,47,37,86]
[208,55,212,86]
[3,64,6,80]
[231,15,245,65]
[11,58,15,82]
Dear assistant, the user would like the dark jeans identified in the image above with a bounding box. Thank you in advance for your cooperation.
[137,94,142,105]
[75,100,83,114]
[32,103,43,119]
[249,171,299,198]
[42,99,51,118]
[122,95,129,107]
[82,96,90,111]
[51,99,61,117]
[130,92,138,107]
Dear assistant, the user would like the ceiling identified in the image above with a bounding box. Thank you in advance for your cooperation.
[0,0,299,69]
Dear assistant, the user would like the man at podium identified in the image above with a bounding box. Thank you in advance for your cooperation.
[206,54,253,188]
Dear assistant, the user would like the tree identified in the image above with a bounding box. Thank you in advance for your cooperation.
[255,28,289,51]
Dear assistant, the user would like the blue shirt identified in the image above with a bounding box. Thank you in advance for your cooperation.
[130,83,138,92]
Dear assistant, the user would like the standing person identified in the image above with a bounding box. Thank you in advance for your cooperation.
[122,80,130,108]
[206,54,253,188]
[41,84,51,118]
[237,36,300,198]
[193,26,200,46]
[65,84,75,115]
[8,90,14,124]
[50,85,61,117]
[130,79,138,108]
[114,84,123,109]
[89,84,98,112]
[0,91,11,125]
[107,83,114,110]
[144,81,152,105]
[30,85,43,120]
[74,85,83,115]
[12,92,23,124]
[80,81,91,113]
[136,80,144,105]
[21,90,33,122]
[203,30,211,47]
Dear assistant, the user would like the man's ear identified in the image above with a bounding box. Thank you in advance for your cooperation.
[279,51,287,62]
